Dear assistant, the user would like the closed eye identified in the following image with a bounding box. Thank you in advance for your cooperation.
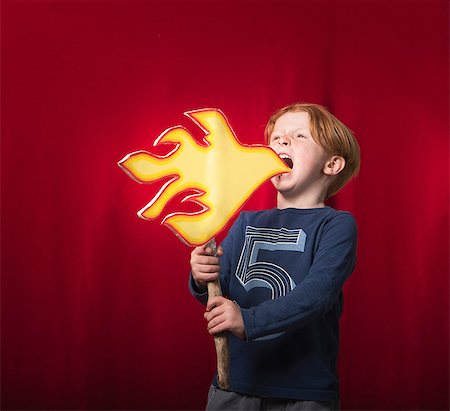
[270,136,280,143]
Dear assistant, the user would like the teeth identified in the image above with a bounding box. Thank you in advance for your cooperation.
[280,154,291,159]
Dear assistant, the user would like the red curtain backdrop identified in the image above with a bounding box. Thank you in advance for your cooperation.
[2,1,448,410]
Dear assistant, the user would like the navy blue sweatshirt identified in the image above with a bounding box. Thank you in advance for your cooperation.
[189,207,357,401]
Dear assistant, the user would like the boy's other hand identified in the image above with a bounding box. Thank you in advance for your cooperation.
[190,244,224,289]
[205,296,246,340]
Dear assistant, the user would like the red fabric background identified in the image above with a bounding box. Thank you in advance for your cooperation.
[2,1,448,410]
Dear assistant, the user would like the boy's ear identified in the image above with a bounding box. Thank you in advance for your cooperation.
[323,156,345,176]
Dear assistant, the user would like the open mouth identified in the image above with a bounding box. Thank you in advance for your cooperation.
[279,154,293,169]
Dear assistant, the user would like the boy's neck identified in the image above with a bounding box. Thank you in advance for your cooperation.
[276,192,326,209]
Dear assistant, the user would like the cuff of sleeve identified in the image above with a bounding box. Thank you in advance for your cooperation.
[240,307,258,341]
[188,274,208,304]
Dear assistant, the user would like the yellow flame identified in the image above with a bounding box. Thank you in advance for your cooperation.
[118,108,290,246]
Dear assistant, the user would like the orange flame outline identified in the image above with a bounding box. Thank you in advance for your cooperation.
[118,108,290,246]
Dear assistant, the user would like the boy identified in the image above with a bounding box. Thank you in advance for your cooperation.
[189,103,360,410]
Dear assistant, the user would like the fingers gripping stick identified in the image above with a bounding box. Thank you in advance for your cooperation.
[206,238,230,390]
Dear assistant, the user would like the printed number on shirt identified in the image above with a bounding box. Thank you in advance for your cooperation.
[235,226,306,298]
[235,226,306,340]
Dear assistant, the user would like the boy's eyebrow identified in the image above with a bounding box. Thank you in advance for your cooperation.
[271,128,309,136]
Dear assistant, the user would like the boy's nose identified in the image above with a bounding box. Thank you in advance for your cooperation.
[278,135,290,145]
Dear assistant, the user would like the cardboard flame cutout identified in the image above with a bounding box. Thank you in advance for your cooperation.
[118,108,290,246]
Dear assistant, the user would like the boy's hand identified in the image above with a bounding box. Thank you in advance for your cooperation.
[190,244,224,289]
[205,296,246,340]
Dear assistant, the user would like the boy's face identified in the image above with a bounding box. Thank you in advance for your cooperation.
[269,111,330,199]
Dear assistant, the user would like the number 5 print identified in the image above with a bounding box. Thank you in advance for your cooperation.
[235,226,306,299]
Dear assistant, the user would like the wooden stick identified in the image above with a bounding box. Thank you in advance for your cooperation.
[206,239,230,390]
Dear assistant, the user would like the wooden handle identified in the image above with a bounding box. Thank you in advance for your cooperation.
[206,238,230,390]
[207,279,230,390]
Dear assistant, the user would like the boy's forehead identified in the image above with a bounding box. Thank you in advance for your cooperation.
[273,111,310,133]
